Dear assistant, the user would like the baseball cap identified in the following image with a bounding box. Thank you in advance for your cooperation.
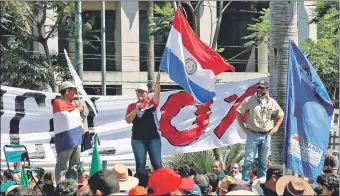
[266,164,283,182]
[59,81,76,91]
[136,84,148,92]
[256,79,269,88]
[128,186,147,196]
[147,168,195,195]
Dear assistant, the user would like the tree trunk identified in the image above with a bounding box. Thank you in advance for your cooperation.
[42,39,57,92]
[269,1,298,164]
[211,1,223,50]
[147,1,155,93]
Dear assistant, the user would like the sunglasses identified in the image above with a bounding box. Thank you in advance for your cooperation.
[135,89,146,93]
[257,86,267,90]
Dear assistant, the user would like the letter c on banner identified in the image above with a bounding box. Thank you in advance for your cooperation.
[10,92,47,144]
[159,91,213,146]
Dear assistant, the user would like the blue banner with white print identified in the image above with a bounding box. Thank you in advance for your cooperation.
[284,40,334,179]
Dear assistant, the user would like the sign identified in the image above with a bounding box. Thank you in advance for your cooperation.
[1,77,265,164]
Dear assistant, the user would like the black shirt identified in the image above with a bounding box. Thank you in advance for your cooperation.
[127,98,160,140]
[260,184,278,196]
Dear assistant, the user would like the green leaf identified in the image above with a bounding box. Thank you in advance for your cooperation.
[216,48,225,53]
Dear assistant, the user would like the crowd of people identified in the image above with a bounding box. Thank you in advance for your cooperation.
[0,155,339,196]
[1,76,338,195]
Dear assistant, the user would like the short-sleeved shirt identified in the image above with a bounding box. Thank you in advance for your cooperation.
[236,94,284,132]
[126,97,160,140]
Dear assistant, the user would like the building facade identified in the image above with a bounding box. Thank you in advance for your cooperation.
[34,1,316,95]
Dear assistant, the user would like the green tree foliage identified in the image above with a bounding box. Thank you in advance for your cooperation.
[0,1,96,91]
[0,37,71,90]
[148,2,175,43]
[242,8,270,48]
[162,144,244,174]
[301,1,339,105]
[242,3,339,106]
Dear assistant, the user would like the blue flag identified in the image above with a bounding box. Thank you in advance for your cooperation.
[284,40,334,179]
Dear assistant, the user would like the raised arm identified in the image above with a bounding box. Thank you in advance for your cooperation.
[152,73,161,105]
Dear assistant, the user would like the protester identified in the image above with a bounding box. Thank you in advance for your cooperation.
[88,169,120,195]
[276,175,314,196]
[252,164,283,196]
[6,186,36,196]
[219,175,234,195]
[206,173,219,195]
[212,160,226,180]
[53,179,78,196]
[1,170,16,193]
[112,164,139,192]
[236,79,284,182]
[317,173,339,196]
[323,150,339,175]
[125,74,162,185]
[228,163,242,180]
[194,174,210,196]
[53,81,85,183]
[147,168,195,195]
[41,171,55,196]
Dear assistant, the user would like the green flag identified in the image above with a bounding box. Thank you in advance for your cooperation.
[90,135,102,176]
[20,164,29,187]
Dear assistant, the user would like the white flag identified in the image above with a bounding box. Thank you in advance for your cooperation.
[64,49,97,117]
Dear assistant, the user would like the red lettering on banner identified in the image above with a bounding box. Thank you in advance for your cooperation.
[159,91,213,146]
[214,84,257,138]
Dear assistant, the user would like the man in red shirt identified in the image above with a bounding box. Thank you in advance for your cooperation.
[53,81,84,183]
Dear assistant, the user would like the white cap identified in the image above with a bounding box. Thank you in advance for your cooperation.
[59,81,76,91]
[136,84,148,92]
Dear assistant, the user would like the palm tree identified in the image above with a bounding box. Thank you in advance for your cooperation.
[162,144,244,174]
[268,1,298,164]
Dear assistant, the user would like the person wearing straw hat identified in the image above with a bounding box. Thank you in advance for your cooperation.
[125,74,162,185]
[53,81,85,183]
[112,164,139,192]
[236,79,284,182]
[276,175,315,196]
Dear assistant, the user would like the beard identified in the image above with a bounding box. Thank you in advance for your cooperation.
[257,91,266,98]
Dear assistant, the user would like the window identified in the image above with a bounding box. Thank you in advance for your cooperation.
[218,2,262,72]
[84,85,122,95]
[82,10,116,71]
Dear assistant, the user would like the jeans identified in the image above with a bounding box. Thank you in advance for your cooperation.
[55,146,80,183]
[131,138,163,176]
[242,133,270,182]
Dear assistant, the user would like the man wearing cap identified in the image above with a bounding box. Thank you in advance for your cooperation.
[252,164,283,196]
[53,81,85,183]
[147,168,195,195]
[236,79,284,182]
[125,74,162,185]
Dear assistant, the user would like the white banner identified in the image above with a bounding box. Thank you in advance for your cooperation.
[1,77,265,165]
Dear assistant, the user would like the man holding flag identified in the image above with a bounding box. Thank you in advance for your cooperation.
[159,9,234,104]
[284,40,334,180]
[53,81,85,183]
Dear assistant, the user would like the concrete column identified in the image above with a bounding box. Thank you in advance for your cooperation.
[298,1,317,43]
[257,42,268,73]
[115,1,140,95]
[198,1,217,46]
